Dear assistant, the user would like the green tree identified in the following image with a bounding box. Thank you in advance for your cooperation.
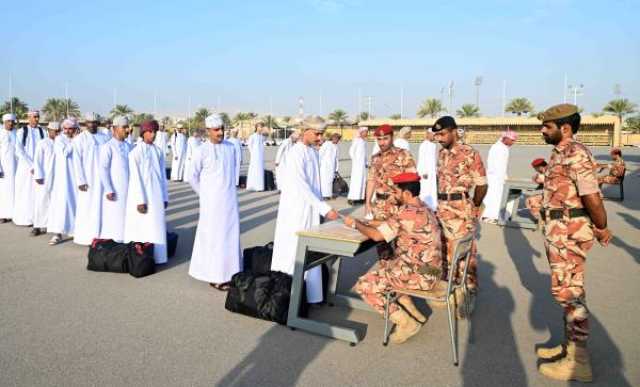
[232,112,252,126]
[193,108,211,128]
[0,97,29,119]
[623,114,640,133]
[63,98,81,118]
[219,112,232,128]
[131,113,154,126]
[110,104,134,118]
[505,98,534,116]
[417,98,445,118]
[358,111,370,122]
[42,98,67,121]
[389,114,401,120]
[603,98,637,126]
[328,109,348,127]
[456,104,480,117]
[261,114,278,129]
[161,116,173,128]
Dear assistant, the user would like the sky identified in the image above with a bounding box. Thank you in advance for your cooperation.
[2,0,639,119]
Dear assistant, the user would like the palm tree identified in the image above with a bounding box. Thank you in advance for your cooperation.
[161,116,173,128]
[603,98,637,126]
[219,112,232,128]
[42,98,67,121]
[63,98,81,118]
[131,113,154,126]
[261,115,278,129]
[328,109,348,128]
[456,104,480,118]
[232,112,252,126]
[389,114,401,120]
[358,111,370,122]
[505,98,534,116]
[110,104,134,119]
[0,97,29,119]
[193,108,210,127]
[417,98,445,118]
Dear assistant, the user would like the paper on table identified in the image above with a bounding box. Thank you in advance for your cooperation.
[296,220,370,243]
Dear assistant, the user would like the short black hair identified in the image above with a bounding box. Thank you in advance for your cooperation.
[553,112,581,134]
[396,181,421,197]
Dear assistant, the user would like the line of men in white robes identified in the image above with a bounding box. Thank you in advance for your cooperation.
[0,112,170,264]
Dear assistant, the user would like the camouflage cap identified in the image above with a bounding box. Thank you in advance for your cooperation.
[537,103,579,122]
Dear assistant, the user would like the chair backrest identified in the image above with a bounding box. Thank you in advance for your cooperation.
[447,233,474,291]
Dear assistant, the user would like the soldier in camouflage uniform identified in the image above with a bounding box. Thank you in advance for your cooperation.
[431,116,487,317]
[365,124,417,222]
[524,158,547,220]
[535,104,612,382]
[597,147,626,185]
[346,172,443,344]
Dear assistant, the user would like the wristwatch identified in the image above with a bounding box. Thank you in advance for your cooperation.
[351,221,357,230]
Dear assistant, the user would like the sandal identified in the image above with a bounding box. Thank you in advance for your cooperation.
[209,282,231,291]
[48,234,62,245]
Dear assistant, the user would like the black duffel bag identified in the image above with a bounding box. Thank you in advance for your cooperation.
[87,239,130,273]
[332,172,349,196]
[242,242,273,275]
[128,242,156,278]
[225,271,294,325]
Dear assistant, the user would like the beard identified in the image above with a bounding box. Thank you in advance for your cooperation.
[542,133,560,145]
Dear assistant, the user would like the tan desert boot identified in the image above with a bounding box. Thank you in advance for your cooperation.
[537,343,565,360]
[398,295,427,324]
[389,309,421,344]
[538,341,593,382]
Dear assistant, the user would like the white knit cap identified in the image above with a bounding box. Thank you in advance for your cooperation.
[113,116,129,127]
[205,114,223,129]
[47,121,61,130]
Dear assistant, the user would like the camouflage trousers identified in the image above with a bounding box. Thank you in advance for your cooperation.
[356,259,440,315]
[525,194,543,220]
[598,175,620,185]
[544,235,593,342]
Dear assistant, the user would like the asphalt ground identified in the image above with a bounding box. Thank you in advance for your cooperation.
[1,142,639,386]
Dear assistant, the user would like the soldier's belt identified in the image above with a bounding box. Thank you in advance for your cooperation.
[540,208,588,221]
[437,192,468,201]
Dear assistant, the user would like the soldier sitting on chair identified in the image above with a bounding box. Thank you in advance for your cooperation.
[344,172,443,345]
[597,147,625,186]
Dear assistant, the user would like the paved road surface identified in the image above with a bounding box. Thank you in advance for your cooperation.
[1,143,639,386]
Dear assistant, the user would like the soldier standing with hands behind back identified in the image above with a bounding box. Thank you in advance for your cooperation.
[535,104,611,382]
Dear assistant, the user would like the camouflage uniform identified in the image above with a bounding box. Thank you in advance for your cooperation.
[525,172,545,220]
[367,146,417,221]
[436,143,486,292]
[542,139,601,343]
[598,158,625,185]
[355,204,443,315]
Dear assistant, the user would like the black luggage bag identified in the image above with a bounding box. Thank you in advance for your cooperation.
[332,172,349,196]
[87,239,130,273]
[128,242,156,278]
[242,242,273,275]
[224,271,294,325]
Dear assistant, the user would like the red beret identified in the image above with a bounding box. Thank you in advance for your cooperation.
[531,158,547,168]
[140,119,159,134]
[391,172,420,184]
[373,124,393,136]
